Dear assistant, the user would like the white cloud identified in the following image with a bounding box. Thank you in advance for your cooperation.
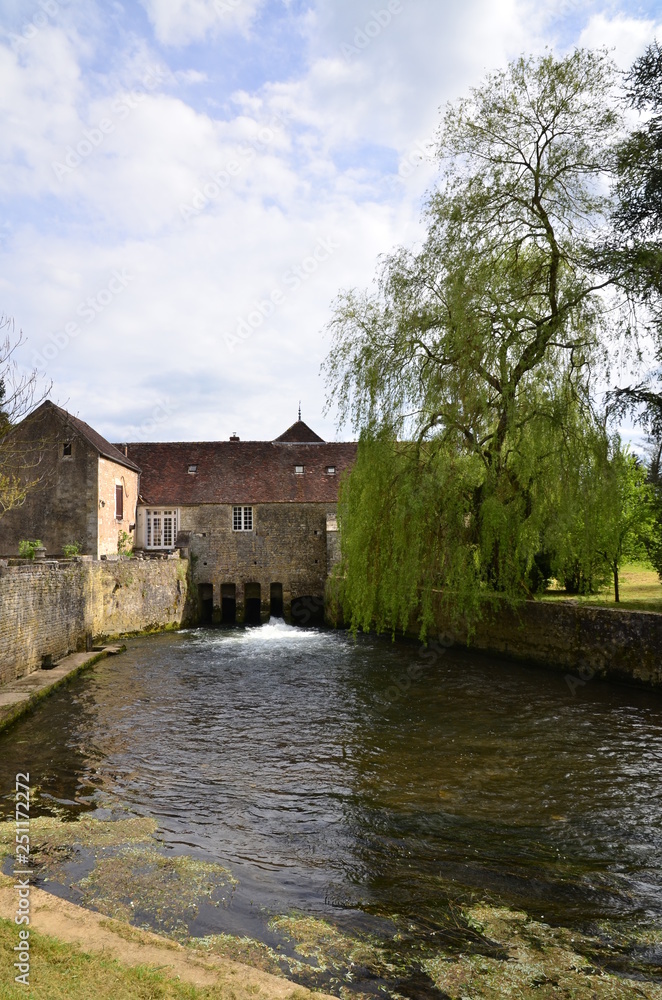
[578,12,660,68]
[140,0,264,46]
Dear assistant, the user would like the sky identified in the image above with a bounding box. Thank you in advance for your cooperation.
[1,0,661,444]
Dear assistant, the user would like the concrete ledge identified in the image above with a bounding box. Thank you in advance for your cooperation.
[0,645,125,733]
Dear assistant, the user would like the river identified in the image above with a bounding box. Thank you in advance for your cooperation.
[1,620,661,996]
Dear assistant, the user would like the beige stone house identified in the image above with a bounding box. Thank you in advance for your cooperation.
[0,401,139,559]
[124,420,356,623]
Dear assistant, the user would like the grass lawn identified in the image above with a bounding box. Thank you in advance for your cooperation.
[541,560,662,614]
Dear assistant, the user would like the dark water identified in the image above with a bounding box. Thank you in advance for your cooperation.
[1,621,662,991]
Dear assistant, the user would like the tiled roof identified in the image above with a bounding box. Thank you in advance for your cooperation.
[35,401,141,472]
[274,420,325,443]
[124,440,357,505]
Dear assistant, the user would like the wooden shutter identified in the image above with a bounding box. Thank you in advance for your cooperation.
[115,484,124,519]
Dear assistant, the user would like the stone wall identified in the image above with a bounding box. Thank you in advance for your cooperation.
[181,502,335,620]
[430,596,662,689]
[0,556,189,686]
[0,408,99,557]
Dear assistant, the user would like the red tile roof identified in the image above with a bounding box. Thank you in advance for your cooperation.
[125,440,357,505]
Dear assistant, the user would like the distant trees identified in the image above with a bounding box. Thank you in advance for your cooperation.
[0,318,50,519]
[324,47,662,635]
[546,434,655,601]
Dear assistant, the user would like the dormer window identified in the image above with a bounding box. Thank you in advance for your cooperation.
[326,466,336,475]
[188,464,198,474]
[295,465,304,475]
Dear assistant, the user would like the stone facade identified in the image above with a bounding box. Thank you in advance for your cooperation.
[0,556,189,686]
[177,501,336,622]
[126,420,357,624]
[0,402,139,559]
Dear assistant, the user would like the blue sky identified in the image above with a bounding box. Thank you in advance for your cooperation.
[1,0,661,443]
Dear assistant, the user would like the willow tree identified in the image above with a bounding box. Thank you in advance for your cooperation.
[324,50,623,635]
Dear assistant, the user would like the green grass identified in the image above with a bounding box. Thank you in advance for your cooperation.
[0,918,220,1000]
[540,561,662,613]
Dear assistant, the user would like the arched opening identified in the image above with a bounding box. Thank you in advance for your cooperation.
[291,595,324,627]
[244,582,262,624]
[270,582,284,619]
[198,583,213,625]
[221,583,236,624]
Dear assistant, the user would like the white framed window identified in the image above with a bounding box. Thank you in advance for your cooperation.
[145,508,179,549]
[233,506,253,531]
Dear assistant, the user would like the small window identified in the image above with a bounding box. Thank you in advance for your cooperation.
[188,464,198,474]
[115,484,124,520]
[233,506,253,531]
[326,465,336,475]
[294,465,304,475]
[62,442,72,457]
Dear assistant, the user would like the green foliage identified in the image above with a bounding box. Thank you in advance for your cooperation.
[607,41,662,449]
[62,541,82,557]
[325,50,624,633]
[117,530,133,556]
[546,434,656,599]
[18,538,43,559]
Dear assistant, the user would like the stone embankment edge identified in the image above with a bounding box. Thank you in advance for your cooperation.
[0,878,334,1000]
[0,645,125,734]
[425,597,662,690]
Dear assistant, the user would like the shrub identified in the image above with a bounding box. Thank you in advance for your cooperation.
[18,539,43,559]
[117,530,133,556]
[62,542,82,557]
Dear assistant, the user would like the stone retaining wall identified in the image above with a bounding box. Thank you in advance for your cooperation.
[432,596,662,689]
[0,556,189,685]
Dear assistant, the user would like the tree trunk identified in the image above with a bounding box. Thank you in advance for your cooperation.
[613,560,620,603]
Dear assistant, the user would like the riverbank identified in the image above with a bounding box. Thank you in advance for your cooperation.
[1,870,659,1000]
[0,876,332,999]
[430,595,662,689]
[0,645,127,733]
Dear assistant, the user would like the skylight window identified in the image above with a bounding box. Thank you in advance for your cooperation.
[295,465,304,474]
[188,464,198,474]
[326,466,336,475]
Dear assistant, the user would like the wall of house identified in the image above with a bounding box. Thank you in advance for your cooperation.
[178,502,335,620]
[0,556,189,686]
[97,457,139,557]
[0,410,98,557]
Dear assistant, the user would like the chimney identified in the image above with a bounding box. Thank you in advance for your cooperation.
[229,433,240,442]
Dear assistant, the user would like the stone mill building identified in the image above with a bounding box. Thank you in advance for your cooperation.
[1,403,356,624]
[125,419,356,624]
